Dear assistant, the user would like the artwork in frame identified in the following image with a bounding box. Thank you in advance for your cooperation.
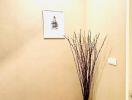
[42,10,65,39]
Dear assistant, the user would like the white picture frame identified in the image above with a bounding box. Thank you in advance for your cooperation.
[42,10,65,39]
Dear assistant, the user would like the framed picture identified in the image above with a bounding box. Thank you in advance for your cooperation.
[42,10,65,39]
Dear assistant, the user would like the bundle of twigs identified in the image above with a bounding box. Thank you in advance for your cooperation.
[65,30,107,100]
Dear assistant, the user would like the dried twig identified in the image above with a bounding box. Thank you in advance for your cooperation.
[65,30,107,100]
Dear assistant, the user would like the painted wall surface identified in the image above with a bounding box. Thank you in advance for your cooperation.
[0,0,86,100]
[129,0,132,99]
[86,0,126,100]
[0,0,126,100]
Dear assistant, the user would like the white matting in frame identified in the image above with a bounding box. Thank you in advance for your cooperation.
[42,10,65,39]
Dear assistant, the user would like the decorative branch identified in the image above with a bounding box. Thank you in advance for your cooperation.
[65,30,107,100]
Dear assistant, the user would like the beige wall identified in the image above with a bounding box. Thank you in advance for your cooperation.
[129,0,132,99]
[0,0,126,100]
[86,0,126,100]
[0,0,86,100]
